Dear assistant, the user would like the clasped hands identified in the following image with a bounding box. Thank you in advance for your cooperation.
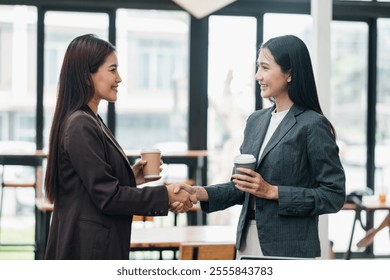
[132,159,199,212]
[165,183,198,213]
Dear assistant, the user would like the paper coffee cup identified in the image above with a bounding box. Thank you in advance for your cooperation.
[140,148,161,179]
[233,154,256,174]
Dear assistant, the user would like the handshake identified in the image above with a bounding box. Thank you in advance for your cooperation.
[165,183,201,213]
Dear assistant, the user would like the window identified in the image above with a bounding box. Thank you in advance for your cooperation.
[264,13,312,43]
[0,5,37,145]
[330,21,368,193]
[137,39,179,90]
[329,20,369,254]
[375,18,390,255]
[377,19,390,195]
[43,11,109,149]
[0,22,12,91]
[0,112,6,140]
[14,113,35,142]
[207,15,257,224]
[115,9,189,151]
[263,13,313,108]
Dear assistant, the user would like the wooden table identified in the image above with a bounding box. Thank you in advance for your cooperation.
[0,150,46,195]
[130,225,236,259]
[342,200,390,259]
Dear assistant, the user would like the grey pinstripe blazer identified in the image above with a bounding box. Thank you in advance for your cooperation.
[201,104,346,258]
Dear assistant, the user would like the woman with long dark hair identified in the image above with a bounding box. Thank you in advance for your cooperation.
[44,34,195,259]
[187,35,345,258]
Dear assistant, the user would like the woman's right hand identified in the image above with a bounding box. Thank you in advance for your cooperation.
[169,185,209,213]
[166,183,197,213]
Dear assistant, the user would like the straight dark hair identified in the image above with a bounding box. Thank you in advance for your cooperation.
[261,35,336,138]
[45,34,116,203]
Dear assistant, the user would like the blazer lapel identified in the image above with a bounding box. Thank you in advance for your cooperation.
[258,104,303,163]
[97,116,132,170]
[81,105,133,171]
[249,106,274,162]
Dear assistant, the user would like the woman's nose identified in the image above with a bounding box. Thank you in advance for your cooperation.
[255,69,262,81]
[117,73,122,83]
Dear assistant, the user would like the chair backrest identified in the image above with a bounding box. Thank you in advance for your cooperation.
[132,215,154,222]
[179,243,236,260]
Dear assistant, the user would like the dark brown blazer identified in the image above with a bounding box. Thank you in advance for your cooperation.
[45,106,169,260]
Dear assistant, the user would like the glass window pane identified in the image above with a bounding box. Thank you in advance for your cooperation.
[376,18,390,255]
[43,11,109,149]
[263,13,313,108]
[207,15,257,224]
[377,19,390,193]
[329,20,368,254]
[264,13,312,45]
[330,21,368,192]
[115,9,189,152]
[0,6,37,250]
[0,5,37,147]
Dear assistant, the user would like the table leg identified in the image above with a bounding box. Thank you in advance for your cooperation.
[345,210,359,260]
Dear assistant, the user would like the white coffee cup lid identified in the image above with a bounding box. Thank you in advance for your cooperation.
[140,148,161,154]
[233,154,256,164]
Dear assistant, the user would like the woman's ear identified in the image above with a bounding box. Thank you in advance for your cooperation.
[286,71,292,83]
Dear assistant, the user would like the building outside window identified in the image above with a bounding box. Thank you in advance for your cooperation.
[0,5,36,144]
[115,9,189,152]
[43,11,109,148]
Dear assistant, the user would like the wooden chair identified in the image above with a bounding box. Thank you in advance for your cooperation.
[179,242,236,260]
[133,215,154,222]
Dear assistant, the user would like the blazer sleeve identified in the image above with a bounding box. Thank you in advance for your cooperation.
[277,115,346,217]
[62,112,169,216]
[200,181,245,213]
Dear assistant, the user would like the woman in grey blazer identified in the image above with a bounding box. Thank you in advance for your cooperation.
[44,34,195,259]
[192,35,346,258]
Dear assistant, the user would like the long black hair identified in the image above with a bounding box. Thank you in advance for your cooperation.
[261,35,336,138]
[45,34,116,203]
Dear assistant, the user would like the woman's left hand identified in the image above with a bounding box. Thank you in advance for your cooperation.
[231,168,279,200]
[132,159,163,185]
